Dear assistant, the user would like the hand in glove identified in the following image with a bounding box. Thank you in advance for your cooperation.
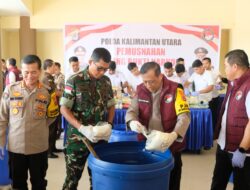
[0,147,5,160]
[191,91,199,96]
[78,125,97,143]
[215,84,222,90]
[145,130,178,152]
[92,123,112,141]
[184,88,190,96]
[129,120,148,135]
[232,149,246,168]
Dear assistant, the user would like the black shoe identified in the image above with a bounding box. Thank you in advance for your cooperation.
[48,153,59,158]
[203,147,211,150]
[53,148,63,153]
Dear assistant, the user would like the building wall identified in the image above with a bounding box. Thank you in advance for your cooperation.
[2,0,250,76]
[30,0,235,29]
[36,30,63,65]
[0,16,20,63]
[1,30,20,65]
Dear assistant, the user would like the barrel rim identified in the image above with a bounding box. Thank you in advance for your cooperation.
[88,141,174,173]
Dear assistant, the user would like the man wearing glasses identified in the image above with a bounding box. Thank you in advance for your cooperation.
[60,47,115,190]
[126,61,191,190]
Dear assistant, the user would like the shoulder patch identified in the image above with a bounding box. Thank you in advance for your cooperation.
[175,88,190,115]
[2,92,9,100]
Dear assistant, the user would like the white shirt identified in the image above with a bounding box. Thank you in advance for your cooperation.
[207,69,221,98]
[128,75,143,91]
[165,73,181,84]
[65,65,85,81]
[105,71,127,88]
[218,86,250,155]
[8,71,16,84]
[178,72,190,86]
[188,70,214,101]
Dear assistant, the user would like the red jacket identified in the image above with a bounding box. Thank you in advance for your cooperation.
[6,66,23,86]
[137,76,186,153]
[215,69,250,153]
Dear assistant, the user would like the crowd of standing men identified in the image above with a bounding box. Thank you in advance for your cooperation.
[0,48,249,190]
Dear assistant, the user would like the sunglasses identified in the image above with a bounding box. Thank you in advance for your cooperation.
[93,62,109,72]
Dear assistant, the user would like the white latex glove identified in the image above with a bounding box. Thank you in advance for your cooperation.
[145,130,178,152]
[78,125,97,143]
[129,120,148,135]
[93,123,112,141]
[0,147,4,160]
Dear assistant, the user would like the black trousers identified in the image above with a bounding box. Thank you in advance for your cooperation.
[8,151,48,190]
[48,120,58,153]
[169,152,182,190]
[209,96,220,131]
[211,145,250,190]
[56,114,63,140]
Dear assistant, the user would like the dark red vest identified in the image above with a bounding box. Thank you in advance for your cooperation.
[6,66,23,85]
[137,76,186,153]
[215,69,250,153]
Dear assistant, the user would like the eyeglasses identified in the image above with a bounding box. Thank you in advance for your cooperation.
[93,62,109,72]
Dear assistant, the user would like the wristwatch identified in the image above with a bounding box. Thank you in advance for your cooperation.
[239,147,246,153]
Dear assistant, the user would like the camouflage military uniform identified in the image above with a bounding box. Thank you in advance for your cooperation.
[60,67,115,190]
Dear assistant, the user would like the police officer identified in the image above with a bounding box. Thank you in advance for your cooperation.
[54,62,65,139]
[126,61,191,190]
[42,59,60,158]
[5,58,23,86]
[60,47,115,190]
[211,49,250,190]
[0,55,56,190]
[1,58,8,90]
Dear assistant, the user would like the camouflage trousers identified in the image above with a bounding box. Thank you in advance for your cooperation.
[62,149,90,190]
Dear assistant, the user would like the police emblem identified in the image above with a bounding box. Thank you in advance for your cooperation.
[235,91,243,100]
[12,108,19,114]
[11,102,17,107]
[37,112,44,117]
[201,28,214,42]
[17,101,23,107]
[164,94,173,103]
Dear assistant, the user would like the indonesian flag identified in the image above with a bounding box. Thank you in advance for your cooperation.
[65,85,73,94]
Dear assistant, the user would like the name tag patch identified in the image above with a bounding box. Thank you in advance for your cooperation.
[138,99,150,103]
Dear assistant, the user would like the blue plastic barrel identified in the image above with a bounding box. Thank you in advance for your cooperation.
[88,141,174,190]
[0,146,11,185]
[109,124,138,142]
